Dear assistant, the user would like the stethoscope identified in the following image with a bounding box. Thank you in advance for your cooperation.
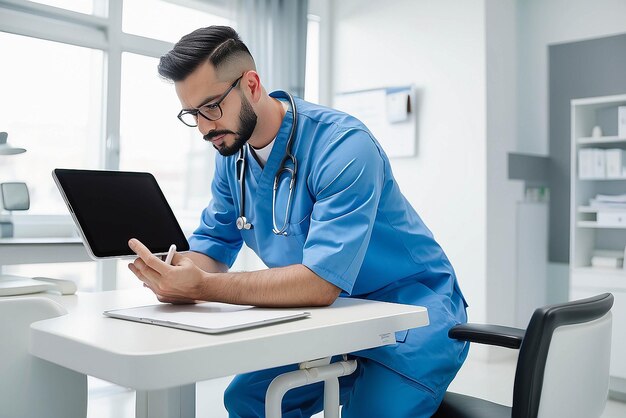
[236,91,298,236]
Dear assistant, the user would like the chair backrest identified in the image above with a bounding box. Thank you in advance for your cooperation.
[512,293,613,418]
[0,297,87,418]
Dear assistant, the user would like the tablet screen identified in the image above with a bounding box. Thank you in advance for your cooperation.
[53,169,189,258]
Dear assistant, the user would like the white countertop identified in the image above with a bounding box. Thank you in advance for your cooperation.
[29,289,429,391]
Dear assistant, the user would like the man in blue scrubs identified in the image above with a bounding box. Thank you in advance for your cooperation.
[128,26,468,417]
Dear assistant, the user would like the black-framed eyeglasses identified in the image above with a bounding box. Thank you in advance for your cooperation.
[177,75,243,127]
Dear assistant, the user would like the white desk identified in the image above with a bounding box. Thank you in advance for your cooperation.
[0,237,88,267]
[0,237,120,290]
[28,289,429,418]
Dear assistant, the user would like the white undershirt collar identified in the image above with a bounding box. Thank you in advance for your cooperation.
[249,100,287,167]
[250,139,275,166]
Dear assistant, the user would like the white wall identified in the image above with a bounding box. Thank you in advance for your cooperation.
[331,0,488,322]
[485,0,517,326]
[517,0,626,155]
[485,0,526,327]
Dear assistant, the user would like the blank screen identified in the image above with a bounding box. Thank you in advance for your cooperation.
[54,169,189,258]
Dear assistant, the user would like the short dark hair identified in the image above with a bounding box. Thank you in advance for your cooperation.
[158,26,253,82]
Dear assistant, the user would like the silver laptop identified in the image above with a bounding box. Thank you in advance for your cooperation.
[104,302,310,334]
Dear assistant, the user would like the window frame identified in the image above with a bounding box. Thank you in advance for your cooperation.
[0,0,233,171]
[0,0,233,289]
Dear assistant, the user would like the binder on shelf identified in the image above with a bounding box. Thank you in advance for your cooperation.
[605,149,626,178]
[578,148,607,179]
[593,149,606,178]
[620,106,626,138]
[578,148,594,179]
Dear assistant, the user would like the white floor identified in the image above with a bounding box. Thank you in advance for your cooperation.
[87,349,626,418]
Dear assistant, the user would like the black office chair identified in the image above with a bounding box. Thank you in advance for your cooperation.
[433,293,614,418]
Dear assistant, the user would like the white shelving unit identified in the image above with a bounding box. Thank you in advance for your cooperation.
[570,94,626,396]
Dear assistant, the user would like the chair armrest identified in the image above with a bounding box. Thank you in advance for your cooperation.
[448,323,525,349]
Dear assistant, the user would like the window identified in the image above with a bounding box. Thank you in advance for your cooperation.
[304,14,320,104]
[0,0,232,291]
[27,0,98,15]
[119,52,214,217]
[122,0,231,43]
[0,1,233,219]
[0,32,103,214]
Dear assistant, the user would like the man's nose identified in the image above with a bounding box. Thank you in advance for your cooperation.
[198,116,217,136]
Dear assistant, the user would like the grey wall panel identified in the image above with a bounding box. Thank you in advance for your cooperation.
[508,153,550,185]
[548,33,626,263]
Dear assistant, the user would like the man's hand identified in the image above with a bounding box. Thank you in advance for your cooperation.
[128,238,340,307]
[127,238,207,304]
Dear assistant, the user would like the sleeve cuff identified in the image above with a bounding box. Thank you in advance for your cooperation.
[188,236,238,268]
[304,262,355,295]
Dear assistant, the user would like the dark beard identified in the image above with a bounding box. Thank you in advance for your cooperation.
[204,95,257,157]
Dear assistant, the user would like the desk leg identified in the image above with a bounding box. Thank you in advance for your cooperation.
[135,384,195,418]
[265,357,357,418]
[97,259,117,291]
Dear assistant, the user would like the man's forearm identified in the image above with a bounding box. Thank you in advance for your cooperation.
[130,246,340,307]
[200,264,341,307]
[185,251,229,273]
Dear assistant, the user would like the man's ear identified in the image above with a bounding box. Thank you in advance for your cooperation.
[243,70,262,103]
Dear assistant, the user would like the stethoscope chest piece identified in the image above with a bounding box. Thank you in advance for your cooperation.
[236,215,252,230]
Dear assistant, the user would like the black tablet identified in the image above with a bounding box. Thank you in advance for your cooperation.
[53,168,189,259]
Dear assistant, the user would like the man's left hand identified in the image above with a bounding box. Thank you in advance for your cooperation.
[127,238,206,304]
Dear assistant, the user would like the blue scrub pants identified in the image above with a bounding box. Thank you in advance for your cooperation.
[224,357,443,418]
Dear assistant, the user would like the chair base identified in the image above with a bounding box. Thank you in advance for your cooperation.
[433,392,511,418]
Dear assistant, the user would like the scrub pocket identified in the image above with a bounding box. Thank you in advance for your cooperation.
[286,215,311,245]
[240,228,258,250]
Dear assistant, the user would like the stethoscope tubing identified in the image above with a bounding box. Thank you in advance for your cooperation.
[236,92,298,236]
[235,148,252,230]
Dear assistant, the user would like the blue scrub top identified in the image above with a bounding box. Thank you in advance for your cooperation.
[189,91,468,394]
